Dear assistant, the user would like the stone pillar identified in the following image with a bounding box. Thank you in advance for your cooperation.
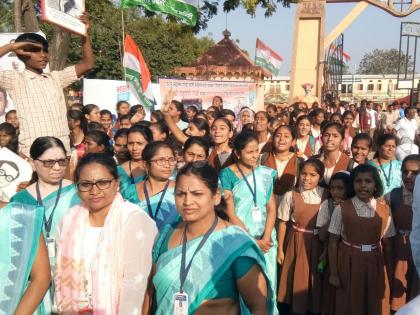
[289,0,326,104]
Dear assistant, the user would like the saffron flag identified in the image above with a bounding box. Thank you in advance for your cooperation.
[255,38,283,77]
[123,35,156,111]
[122,0,198,27]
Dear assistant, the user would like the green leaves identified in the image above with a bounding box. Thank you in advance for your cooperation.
[358,48,413,75]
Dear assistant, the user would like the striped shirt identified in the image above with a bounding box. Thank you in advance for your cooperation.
[0,66,78,156]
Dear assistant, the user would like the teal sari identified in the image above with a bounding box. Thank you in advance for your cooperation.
[10,184,80,315]
[0,203,43,315]
[117,165,145,198]
[122,183,180,232]
[153,225,276,315]
[219,165,278,301]
[368,159,402,195]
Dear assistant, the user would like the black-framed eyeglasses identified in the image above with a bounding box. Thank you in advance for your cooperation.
[77,179,115,192]
[150,157,177,166]
[0,169,17,182]
[35,158,69,168]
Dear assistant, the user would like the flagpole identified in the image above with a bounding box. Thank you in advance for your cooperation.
[121,8,127,81]
[254,38,257,64]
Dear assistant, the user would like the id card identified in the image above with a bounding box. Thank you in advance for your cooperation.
[46,237,56,258]
[174,292,188,315]
[251,206,262,223]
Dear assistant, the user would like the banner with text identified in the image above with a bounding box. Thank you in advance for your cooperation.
[83,79,141,116]
[158,78,257,114]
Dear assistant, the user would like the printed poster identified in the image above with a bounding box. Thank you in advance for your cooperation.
[0,147,33,202]
[41,0,86,36]
[158,78,257,114]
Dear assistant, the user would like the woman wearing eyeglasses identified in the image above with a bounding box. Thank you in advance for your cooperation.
[219,131,278,314]
[143,162,275,315]
[123,141,179,232]
[54,153,157,314]
[10,136,80,315]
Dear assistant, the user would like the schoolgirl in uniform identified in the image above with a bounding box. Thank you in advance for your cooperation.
[346,133,372,171]
[317,122,350,185]
[328,164,395,315]
[277,158,326,314]
[316,171,351,315]
[295,115,317,159]
[261,125,303,205]
[208,117,236,173]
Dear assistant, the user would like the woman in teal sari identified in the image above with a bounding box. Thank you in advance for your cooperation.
[143,162,275,315]
[123,141,179,231]
[368,133,402,195]
[219,131,278,307]
[0,202,50,315]
[118,125,152,196]
[10,137,80,314]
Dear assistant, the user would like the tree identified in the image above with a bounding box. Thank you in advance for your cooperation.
[6,0,298,75]
[357,49,413,75]
[3,0,214,80]
[14,0,38,32]
[0,1,14,32]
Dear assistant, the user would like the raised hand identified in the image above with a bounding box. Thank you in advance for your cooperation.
[162,89,176,112]
[12,42,44,57]
[79,12,90,33]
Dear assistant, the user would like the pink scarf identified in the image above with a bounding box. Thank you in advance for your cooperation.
[54,193,126,314]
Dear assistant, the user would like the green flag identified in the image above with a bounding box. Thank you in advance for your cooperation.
[122,0,198,27]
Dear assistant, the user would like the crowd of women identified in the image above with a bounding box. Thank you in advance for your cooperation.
[1,95,419,315]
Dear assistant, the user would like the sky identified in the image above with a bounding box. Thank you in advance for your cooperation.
[197,2,420,75]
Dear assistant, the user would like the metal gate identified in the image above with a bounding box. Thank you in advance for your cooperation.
[323,34,344,102]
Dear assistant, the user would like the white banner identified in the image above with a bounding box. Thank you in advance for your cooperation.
[83,78,143,116]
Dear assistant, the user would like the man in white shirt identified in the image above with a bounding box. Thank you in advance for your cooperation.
[366,101,377,138]
[381,104,400,133]
[395,106,418,143]
[0,15,93,157]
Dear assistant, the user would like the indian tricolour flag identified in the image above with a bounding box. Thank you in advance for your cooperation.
[329,44,351,69]
[255,38,283,77]
[123,34,156,110]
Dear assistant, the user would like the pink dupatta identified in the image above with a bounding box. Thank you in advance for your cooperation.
[54,193,157,314]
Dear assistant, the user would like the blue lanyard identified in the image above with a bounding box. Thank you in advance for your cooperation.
[180,216,218,292]
[143,180,170,219]
[36,180,62,238]
[379,159,392,187]
[236,163,257,206]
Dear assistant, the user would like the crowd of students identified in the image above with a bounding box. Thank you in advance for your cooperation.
[1,93,419,315]
[1,16,420,315]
